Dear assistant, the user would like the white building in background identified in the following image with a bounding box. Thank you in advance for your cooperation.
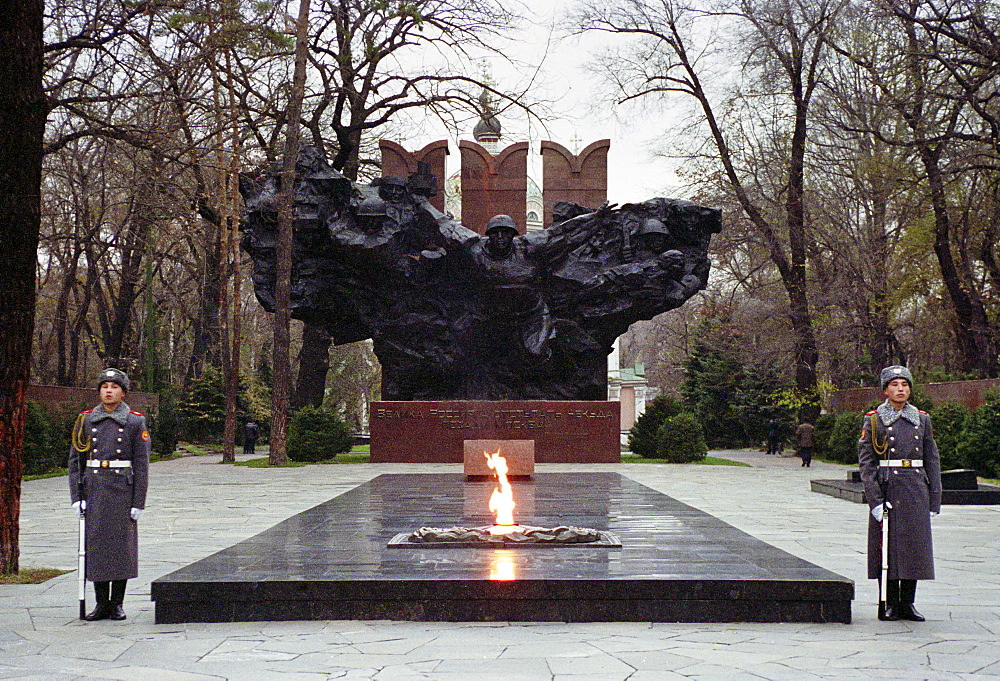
[607,337,656,448]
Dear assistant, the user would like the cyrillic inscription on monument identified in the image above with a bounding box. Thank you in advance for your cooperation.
[370,401,620,463]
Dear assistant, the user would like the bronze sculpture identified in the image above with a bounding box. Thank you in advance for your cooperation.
[240,146,721,400]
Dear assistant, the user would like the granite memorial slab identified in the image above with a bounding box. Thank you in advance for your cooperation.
[463,439,534,477]
[152,473,853,624]
[370,400,619,463]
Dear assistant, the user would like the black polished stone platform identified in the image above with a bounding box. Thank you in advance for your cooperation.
[152,473,853,624]
[811,472,1000,505]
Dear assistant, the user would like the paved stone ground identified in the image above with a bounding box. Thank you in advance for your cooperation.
[3,450,998,680]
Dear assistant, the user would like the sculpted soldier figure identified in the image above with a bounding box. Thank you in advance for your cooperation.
[858,365,942,621]
[68,368,150,621]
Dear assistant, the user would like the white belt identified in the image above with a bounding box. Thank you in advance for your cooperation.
[87,459,131,468]
[880,459,923,468]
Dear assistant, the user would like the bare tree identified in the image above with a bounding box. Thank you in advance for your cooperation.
[575,0,848,416]
[826,0,1000,377]
[271,0,313,466]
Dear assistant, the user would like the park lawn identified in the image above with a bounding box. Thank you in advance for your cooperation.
[619,453,749,466]
[234,451,371,467]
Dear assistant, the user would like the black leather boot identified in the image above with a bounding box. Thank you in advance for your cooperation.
[878,579,900,621]
[898,580,924,621]
[85,603,113,621]
[108,580,127,620]
[85,581,112,621]
[878,602,899,621]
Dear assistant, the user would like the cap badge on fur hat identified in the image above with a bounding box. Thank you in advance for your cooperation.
[98,368,130,391]
[879,365,913,388]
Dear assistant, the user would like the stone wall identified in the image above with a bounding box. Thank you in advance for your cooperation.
[27,384,160,415]
[827,378,1000,413]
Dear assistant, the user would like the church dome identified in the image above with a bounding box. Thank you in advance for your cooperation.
[473,113,501,142]
[473,87,501,143]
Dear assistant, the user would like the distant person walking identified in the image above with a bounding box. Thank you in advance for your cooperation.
[858,365,942,622]
[765,419,783,455]
[244,421,259,455]
[795,420,815,467]
[68,368,150,621]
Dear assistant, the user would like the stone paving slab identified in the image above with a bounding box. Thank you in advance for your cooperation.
[3,450,999,679]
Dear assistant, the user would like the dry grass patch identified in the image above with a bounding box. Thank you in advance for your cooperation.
[0,568,72,585]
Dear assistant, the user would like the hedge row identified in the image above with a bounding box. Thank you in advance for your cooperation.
[24,400,176,476]
[815,389,1000,478]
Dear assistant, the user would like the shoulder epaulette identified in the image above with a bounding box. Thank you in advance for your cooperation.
[81,409,93,414]
[918,409,929,414]
[865,410,877,416]
[130,410,144,416]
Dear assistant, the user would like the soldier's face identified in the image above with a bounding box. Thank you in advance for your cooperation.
[883,378,911,408]
[488,229,515,256]
[100,381,125,410]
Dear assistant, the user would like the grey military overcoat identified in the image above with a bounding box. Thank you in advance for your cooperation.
[858,403,942,580]
[68,402,150,581]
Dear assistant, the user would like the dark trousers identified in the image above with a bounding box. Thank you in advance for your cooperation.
[94,579,127,605]
[799,446,813,466]
[243,439,257,455]
[766,438,782,455]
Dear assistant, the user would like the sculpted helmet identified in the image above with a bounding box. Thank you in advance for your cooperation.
[879,365,913,389]
[638,218,669,236]
[485,214,518,235]
[98,368,130,392]
[375,176,408,202]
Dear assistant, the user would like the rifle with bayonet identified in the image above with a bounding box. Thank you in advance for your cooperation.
[71,412,91,619]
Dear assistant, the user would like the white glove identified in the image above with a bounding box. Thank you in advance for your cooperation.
[130,508,143,521]
[930,511,939,517]
[871,504,884,522]
[72,500,86,518]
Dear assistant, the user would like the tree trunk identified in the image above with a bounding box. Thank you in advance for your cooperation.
[0,0,45,574]
[186,212,222,384]
[921,146,999,376]
[293,323,332,409]
[55,240,81,385]
[104,208,147,367]
[217,46,244,464]
[270,0,312,466]
[785,94,821,420]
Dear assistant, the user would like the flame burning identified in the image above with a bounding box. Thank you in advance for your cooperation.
[485,449,516,535]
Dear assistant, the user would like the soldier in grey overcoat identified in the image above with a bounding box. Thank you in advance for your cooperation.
[858,365,942,622]
[68,368,150,621]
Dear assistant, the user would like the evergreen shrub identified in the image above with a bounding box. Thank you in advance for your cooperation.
[150,393,179,457]
[825,412,863,465]
[627,394,686,457]
[23,401,74,475]
[655,412,708,463]
[177,366,226,442]
[927,402,969,470]
[813,414,836,458]
[287,405,353,462]
[958,389,1000,478]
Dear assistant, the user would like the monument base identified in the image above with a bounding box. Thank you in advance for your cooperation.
[811,469,1000,505]
[369,401,620,463]
[152,473,853,624]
